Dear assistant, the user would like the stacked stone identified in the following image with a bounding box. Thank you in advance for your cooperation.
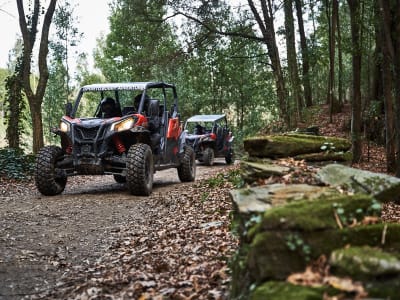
[229,134,400,299]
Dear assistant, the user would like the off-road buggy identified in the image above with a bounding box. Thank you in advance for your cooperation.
[35,82,196,196]
[184,114,234,166]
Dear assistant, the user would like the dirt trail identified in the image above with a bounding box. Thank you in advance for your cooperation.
[0,160,235,299]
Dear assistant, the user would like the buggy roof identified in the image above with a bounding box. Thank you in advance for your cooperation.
[80,82,175,92]
[186,114,226,123]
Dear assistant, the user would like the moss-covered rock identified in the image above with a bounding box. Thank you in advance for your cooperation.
[246,223,400,281]
[250,281,324,300]
[230,184,339,243]
[243,134,351,158]
[255,194,380,233]
[330,246,400,279]
[240,161,291,183]
[294,150,352,162]
[317,164,400,203]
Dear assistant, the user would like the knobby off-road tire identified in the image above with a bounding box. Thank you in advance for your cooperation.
[126,143,154,196]
[225,148,235,165]
[203,147,214,166]
[113,174,126,183]
[35,146,67,196]
[178,146,196,182]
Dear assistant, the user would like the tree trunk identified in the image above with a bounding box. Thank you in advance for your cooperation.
[284,0,303,124]
[248,0,289,127]
[295,0,312,107]
[348,0,363,163]
[393,3,400,177]
[327,0,337,122]
[16,0,57,153]
[336,0,344,106]
[376,3,395,173]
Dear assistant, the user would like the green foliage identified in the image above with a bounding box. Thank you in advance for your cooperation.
[95,0,180,82]
[205,172,226,188]
[320,142,335,152]
[285,233,311,261]
[43,1,82,144]
[204,168,244,189]
[0,147,35,180]
[226,168,244,188]
[332,198,381,226]
[3,50,30,150]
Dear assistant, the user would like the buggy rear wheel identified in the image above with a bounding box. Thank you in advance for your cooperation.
[178,146,196,182]
[126,143,153,196]
[203,147,214,166]
[35,146,67,196]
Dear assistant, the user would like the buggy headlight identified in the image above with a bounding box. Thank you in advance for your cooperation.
[111,117,136,132]
[60,120,70,133]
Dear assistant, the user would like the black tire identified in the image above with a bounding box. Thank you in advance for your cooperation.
[35,146,67,196]
[178,146,196,182]
[113,174,126,183]
[203,147,214,166]
[225,148,235,165]
[126,143,153,196]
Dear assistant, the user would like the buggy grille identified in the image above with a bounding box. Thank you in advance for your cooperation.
[74,126,100,140]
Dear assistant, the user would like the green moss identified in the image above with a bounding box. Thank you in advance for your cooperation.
[245,224,400,282]
[250,281,324,300]
[244,134,351,158]
[294,151,353,162]
[366,277,400,298]
[330,246,400,279]
[259,194,378,232]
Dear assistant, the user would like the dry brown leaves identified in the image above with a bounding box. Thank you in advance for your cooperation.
[287,255,368,300]
[35,169,238,299]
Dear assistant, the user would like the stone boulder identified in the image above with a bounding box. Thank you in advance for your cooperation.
[317,164,400,202]
[243,133,351,160]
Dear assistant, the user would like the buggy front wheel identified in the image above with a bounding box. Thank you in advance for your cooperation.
[178,146,196,182]
[126,143,154,196]
[35,146,67,196]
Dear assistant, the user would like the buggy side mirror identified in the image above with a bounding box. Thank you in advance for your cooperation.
[65,102,72,117]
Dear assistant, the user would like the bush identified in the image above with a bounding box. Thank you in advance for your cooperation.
[0,147,35,180]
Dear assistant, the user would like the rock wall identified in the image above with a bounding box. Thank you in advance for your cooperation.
[229,134,400,299]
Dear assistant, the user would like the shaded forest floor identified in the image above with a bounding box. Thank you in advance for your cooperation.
[312,103,387,174]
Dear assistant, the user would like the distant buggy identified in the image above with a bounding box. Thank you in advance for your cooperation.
[35,82,196,196]
[184,114,234,166]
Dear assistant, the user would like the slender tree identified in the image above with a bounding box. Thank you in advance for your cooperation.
[16,0,57,153]
[43,2,82,144]
[247,0,289,126]
[295,0,312,107]
[284,0,303,124]
[348,0,363,163]
[378,0,400,176]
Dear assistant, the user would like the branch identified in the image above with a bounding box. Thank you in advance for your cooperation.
[16,0,33,99]
[37,0,57,100]
[172,11,265,43]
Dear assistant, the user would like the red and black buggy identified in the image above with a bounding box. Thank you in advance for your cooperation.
[35,82,196,196]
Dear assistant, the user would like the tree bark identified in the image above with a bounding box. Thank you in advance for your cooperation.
[327,0,337,122]
[348,0,363,163]
[393,2,400,177]
[284,0,303,124]
[295,0,312,107]
[376,2,395,172]
[248,0,289,126]
[16,0,57,153]
[336,0,344,106]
